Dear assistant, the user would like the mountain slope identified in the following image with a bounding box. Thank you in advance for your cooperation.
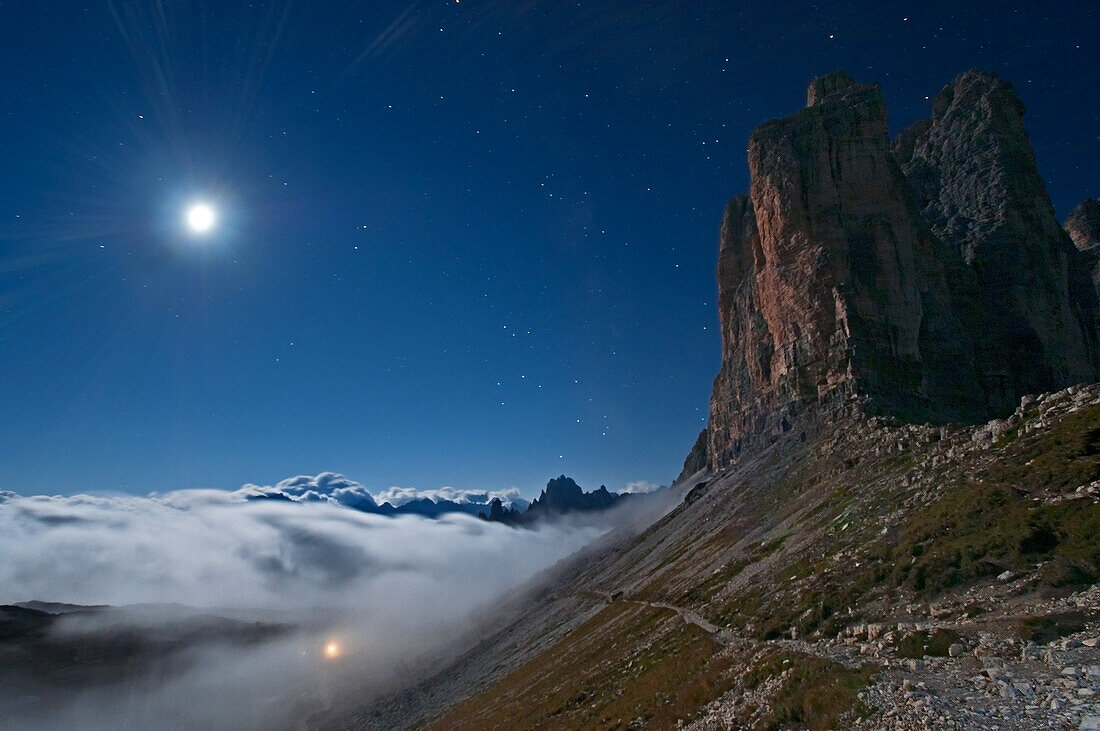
[393,385,1100,730]
[334,69,1100,730]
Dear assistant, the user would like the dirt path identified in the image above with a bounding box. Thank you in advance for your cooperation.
[634,600,723,634]
[615,598,751,647]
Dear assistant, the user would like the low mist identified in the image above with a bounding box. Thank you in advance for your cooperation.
[0,488,615,729]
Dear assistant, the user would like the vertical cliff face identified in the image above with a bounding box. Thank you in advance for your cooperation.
[747,73,926,414]
[697,70,1098,474]
[1066,199,1100,340]
[894,70,1097,410]
[706,72,982,470]
[1065,199,1100,252]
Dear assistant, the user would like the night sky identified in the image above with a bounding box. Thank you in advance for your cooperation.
[1,1,1097,498]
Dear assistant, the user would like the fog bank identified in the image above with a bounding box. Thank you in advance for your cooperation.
[0,488,607,729]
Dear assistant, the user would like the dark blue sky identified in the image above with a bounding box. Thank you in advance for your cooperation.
[1,1,1097,497]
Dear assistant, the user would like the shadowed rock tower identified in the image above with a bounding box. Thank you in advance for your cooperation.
[695,70,1098,474]
[1066,198,1100,311]
[894,69,1097,411]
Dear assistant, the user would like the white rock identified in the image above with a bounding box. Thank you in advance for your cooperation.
[1080,716,1100,731]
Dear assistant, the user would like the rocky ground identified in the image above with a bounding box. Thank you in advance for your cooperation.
[684,584,1100,730]
[685,386,1100,730]
[338,384,1100,729]
[349,66,1100,729]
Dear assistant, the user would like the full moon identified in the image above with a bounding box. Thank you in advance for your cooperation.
[186,203,216,234]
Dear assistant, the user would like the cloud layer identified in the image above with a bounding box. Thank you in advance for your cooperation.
[372,484,527,508]
[0,486,592,609]
[234,471,530,516]
[621,479,665,494]
[0,485,606,729]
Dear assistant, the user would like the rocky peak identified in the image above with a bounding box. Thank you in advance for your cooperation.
[1067,199,1100,251]
[528,476,618,515]
[805,70,857,107]
[539,475,583,505]
[484,475,622,524]
[703,72,981,471]
[895,69,1048,265]
[895,69,1097,408]
[691,69,1099,476]
[484,497,513,522]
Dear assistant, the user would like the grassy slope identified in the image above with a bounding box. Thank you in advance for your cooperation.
[428,602,735,730]
[428,389,1100,729]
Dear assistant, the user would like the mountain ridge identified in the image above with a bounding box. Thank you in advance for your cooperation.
[333,69,1100,730]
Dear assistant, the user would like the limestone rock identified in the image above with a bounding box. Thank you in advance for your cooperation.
[895,69,1097,409]
[677,428,709,483]
[806,70,856,107]
[1066,198,1100,251]
[526,476,617,516]
[696,69,1099,473]
[1066,199,1100,323]
[705,73,984,470]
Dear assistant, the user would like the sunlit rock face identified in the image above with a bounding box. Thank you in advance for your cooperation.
[699,70,1099,473]
[707,72,981,470]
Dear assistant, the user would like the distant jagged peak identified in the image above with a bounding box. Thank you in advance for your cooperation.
[479,475,627,526]
[540,475,584,502]
[531,475,617,514]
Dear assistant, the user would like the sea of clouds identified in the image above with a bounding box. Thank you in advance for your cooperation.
[0,478,617,729]
[233,471,530,513]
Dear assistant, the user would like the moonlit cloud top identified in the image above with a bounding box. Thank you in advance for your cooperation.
[0,471,646,612]
[235,471,381,510]
[621,480,665,494]
[373,484,527,508]
[0,483,610,729]
[0,483,604,610]
[234,471,529,514]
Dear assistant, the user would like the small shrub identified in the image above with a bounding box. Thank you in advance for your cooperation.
[755,651,873,730]
[1017,612,1088,644]
[894,628,960,658]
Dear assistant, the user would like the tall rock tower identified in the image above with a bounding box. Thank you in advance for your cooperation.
[894,70,1097,411]
[697,70,1098,474]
